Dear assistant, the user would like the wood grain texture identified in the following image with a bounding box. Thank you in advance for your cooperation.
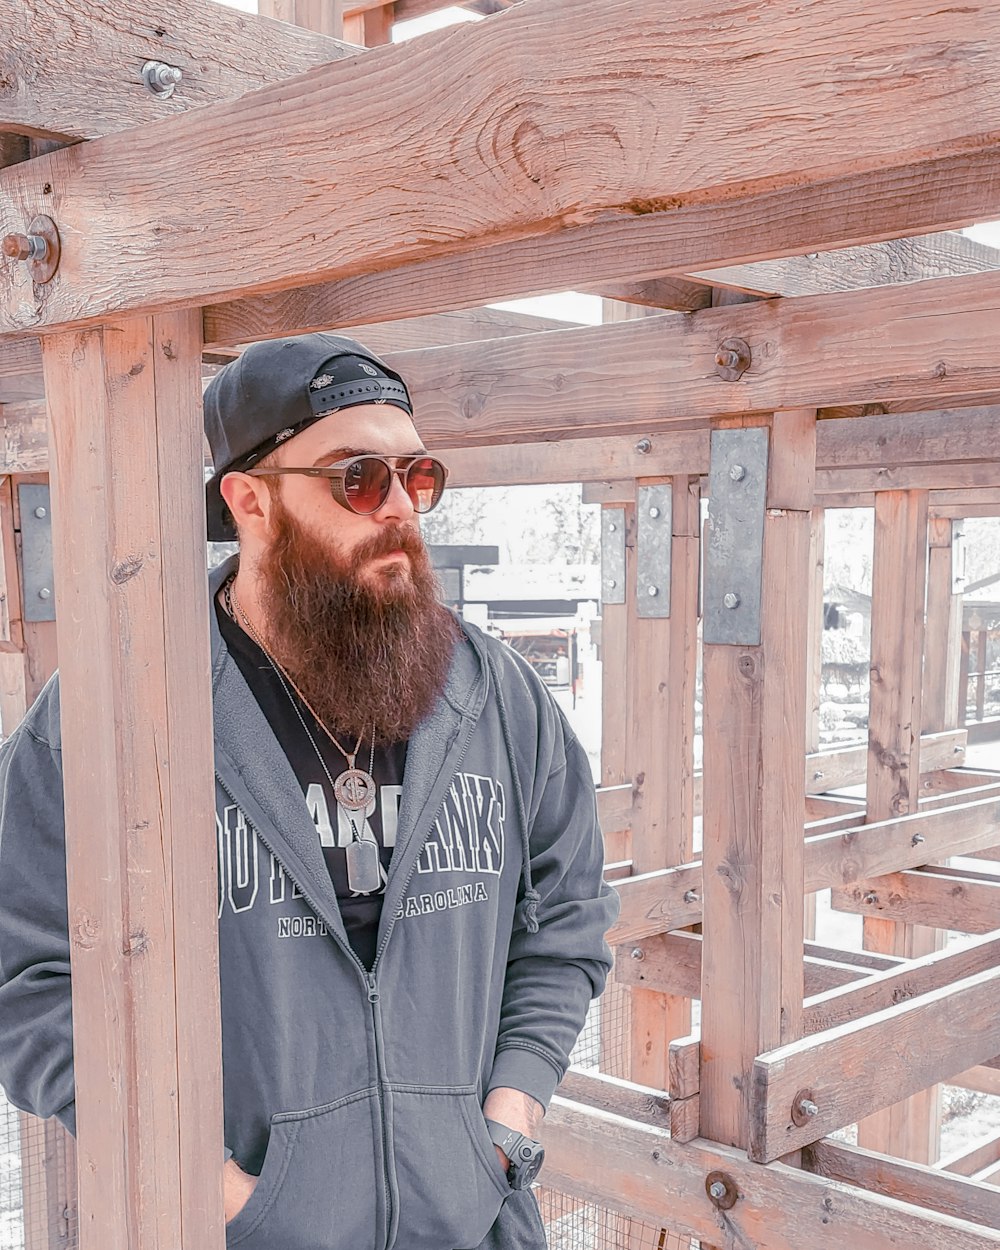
[543,1098,1000,1250]
[700,412,815,1149]
[7,0,1000,332]
[0,0,355,141]
[806,1138,1000,1234]
[832,870,1000,934]
[42,315,224,1250]
[749,967,1000,1162]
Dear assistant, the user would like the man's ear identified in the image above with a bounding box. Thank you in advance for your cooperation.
[219,472,273,540]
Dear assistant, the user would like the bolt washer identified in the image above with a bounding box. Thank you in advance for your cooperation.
[714,337,752,382]
[705,1170,738,1210]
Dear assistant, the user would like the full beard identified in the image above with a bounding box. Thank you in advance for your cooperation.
[255,501,460,744]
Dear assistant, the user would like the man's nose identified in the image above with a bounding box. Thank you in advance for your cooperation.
[375,470,415,523]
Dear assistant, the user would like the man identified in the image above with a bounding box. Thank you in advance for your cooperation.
[0,333,618,1250]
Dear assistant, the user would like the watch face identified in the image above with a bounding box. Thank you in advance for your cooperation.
[510,1144,545,1190]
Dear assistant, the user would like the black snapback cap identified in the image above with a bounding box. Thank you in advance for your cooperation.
[204,333,412,541]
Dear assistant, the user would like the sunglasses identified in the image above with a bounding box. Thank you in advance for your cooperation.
[246,454,449,516]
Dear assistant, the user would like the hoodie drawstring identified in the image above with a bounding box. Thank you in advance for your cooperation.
[487,653,541,935]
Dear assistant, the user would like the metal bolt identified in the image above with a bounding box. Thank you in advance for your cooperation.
[683,889,698,904]
[608,579,617,589]
[608,523,616,533]
[635,439,652,455]
[33,505,47,519]
[648,585,659,597]
[729,464,746,482]
[630,947,645,961]
[863,891,878,905]
[813,770,824,781]
[2,232,49,263]
[708,1181,727,1201]
[797,1098,820,1118]
[715,349,740,370]
[723,592,740,610]
[142,60,183,98]
[806,252,820,260]
[649,506,660,519]
[911,833,925,847]
[37,587,51,600]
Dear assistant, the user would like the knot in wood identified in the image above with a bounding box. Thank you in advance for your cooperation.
[124,929,149,958]
[111,554,144,584]
[737,653,757,678]
[72,913,100,950]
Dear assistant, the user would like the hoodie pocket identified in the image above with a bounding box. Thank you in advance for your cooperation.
[226,1090,380,1250]
[389,1087,509,1250]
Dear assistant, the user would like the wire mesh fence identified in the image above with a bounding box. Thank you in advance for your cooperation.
[0,1091,76,1250]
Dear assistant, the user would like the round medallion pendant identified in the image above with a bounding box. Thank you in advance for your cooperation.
[334,768,377,812]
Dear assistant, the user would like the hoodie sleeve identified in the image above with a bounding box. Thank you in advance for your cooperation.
[486,651,619,1110]
[0,719,76,1134]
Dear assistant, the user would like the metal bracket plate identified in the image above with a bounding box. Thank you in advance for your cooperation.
[636,485,671,618]
[703,428,768,645]
[18,484,55,623]
[601,507,626,605]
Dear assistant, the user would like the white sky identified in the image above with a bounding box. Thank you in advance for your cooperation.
[219,0,1000,319]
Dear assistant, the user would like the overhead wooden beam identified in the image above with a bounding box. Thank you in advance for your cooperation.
[748,967,1000,1163]
[686,231,1000,298]
[6,0,1000,333]
[832,868,1000,933]
[0,0,355,142]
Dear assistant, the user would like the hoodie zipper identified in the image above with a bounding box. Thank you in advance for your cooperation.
[215,769,395,1248]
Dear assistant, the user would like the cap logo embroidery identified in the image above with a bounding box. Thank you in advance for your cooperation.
[274,428,295,443]
[360,362,378,376]
[311,374,335,390]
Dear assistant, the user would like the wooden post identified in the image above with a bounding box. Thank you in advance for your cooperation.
[804,507,825,941]
[924,517,964,734]
[345,3,395,45]
[857,489,943,1164]
[258,0,346,38]
[626,475,699,1089]
[700,410,815,1148]
[40,313,224,1250]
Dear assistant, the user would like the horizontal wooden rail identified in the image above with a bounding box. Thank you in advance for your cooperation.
[542,1098,1000,1249]
[832,867,1000,933]
[938,1131,1000,1179]
[748,967,1000,1163]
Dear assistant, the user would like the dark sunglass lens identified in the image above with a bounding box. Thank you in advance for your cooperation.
[405,458,445,513]
[344,457,391,514]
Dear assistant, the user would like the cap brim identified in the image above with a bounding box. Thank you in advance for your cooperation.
[206,471,237,543]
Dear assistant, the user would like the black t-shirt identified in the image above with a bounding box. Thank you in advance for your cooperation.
[217,598,406,969]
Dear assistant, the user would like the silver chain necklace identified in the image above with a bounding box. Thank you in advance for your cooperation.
[225,577,383,894]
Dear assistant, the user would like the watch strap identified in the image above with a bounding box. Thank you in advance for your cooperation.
[485,1118,528,1158]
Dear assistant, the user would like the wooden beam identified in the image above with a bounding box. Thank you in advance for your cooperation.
[0,0,355,141]
[542,1098,1000,1249]
[806,1139,1000,1234]
[41,313,224,1248]
[803,931,1000,1033]
[686,231,1000,297]
[939,1131,1000,1179]
[832,869,1000,934]
[8,0,1000,333]
[748,967,1000,1163]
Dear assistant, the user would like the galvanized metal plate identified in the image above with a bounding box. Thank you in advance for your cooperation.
[636,485,671,618]
[703,428,768,645]
[18,484,55,622]
[601,507,626,605]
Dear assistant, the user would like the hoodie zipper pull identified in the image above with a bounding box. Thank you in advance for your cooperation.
[367,974,380,1004]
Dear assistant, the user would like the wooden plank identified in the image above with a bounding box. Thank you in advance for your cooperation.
[951,1065,1000,1097]
[556,1069,670,1129]
[0,0,355,141]
[41,314,224,1250]
[807,1138,1000,1234]
[667,1035,700,1100]
[542,1098,1000,1250]
[803,931,1000,1034]
[688,231,1000,297]
[701,410,815,1149]
[832,869,1000,934]
[616,932,899,998]
[748,967,1000,1163]
[939,1132,1000,1179]
[214,273,1000,447]
[9,0,1000,333]
[595,783,632,835]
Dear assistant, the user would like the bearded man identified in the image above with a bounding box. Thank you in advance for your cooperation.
[0,333,618,1250]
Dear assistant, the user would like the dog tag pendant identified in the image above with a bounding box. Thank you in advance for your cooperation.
[346,837,382,894]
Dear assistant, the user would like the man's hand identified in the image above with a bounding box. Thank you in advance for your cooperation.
[483,1087,544,1171]
[224,1158,259,1223]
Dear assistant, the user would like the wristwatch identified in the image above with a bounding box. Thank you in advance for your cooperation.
[485,1118,545,1190]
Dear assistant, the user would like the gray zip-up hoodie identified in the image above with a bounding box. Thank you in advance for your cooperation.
[0,558,618,1250]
